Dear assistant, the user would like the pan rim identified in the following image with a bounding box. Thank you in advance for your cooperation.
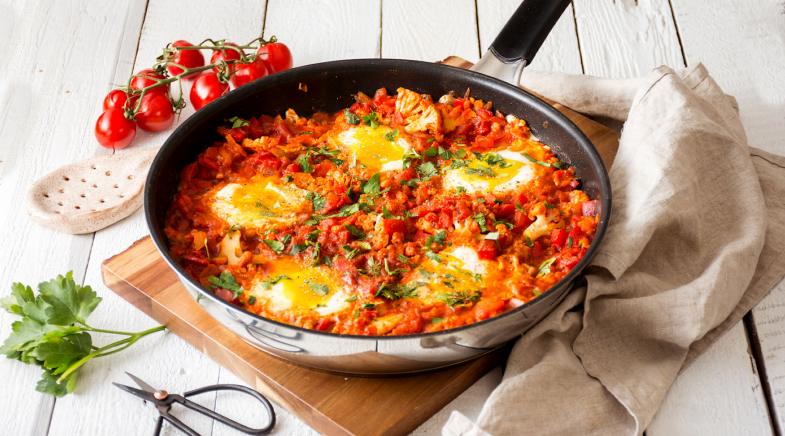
[144,57,612,342]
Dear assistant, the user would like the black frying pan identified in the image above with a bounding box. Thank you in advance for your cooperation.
[144,0,611,374]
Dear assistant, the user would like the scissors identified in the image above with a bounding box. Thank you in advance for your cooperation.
[113,372,276,436]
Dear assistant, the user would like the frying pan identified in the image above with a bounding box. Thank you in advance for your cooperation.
[145,0,611,374]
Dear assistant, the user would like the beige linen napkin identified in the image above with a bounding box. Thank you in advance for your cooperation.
[443,64,785,435]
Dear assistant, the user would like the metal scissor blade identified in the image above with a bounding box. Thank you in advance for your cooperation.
[113,382,157,402]
[125,371,158,393]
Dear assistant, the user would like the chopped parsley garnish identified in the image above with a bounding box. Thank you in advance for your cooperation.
[385,129,398,141]
[537,257,556,276]
[208,271,243,296]
[344,109,360,125]
[431,317,444,324]
[342,245,360,259]
[362,303,376,310]
[263,239,285,254]
[524,236,534,248]
[425,251,442,263]
[345,295,358,302]
[375,282,418,300]
[473,214,488,232]
[247,296,257,305]
[227,116,249,128]
[465,166,496,177]
[424,230,447,248]
[258,274,291,290]
[296,154,313,173]
[437,290,481,307]
[402,149,421,169]
[397,254,412,264]
[362,111,380,128]
[383,259,406,276]
[344,224,366,239]
[522,152,567,169]
[363,173,381,196]
[567,236,574,248]
[305,280,329,296]
[306,192,326,212]
[417,161,438,179]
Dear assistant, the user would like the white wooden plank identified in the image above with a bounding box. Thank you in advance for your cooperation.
[572,1,773,434]
[382,0,479,62]
[669,0,785,430]
[45,1,269,435]
[573,0,684,77]
[648,324,773,436]
[264,0,381,65]
[0,0,140,434]
[477,0,583,74]
[669,1,785,157]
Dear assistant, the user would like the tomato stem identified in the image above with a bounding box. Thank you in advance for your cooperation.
[118,36,278,121]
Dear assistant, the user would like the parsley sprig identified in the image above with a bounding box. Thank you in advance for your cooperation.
[0,272,165,396]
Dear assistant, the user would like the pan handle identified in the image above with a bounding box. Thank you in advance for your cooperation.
[471,0,571,84]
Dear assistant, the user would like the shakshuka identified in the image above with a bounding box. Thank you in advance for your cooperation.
[164,87,599,336]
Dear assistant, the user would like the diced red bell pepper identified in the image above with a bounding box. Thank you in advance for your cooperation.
[477,239,498,260]
[383,218,406,235]
[550,228,568,250]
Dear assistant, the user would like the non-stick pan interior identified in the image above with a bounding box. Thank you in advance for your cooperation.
[148,59,607,238]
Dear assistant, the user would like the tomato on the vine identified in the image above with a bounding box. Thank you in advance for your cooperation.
[231,59,268,87]
[135,92,175,132]
[190,71,229,110]
[130,69,168,95]
[103,89,130,111]
[257,42,292,73]
[210,43,242,75]
[95,109,137,149]
[167,40,205,78]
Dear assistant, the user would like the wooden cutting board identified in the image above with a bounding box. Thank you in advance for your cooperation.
[102,57,619,436]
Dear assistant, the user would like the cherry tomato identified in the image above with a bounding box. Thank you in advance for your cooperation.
[103,89,130,111]
[135,92,174,132]
[257,42,292,73]
[95,109,136,149]
[231,59,268,87]
[167,40,205,78]
[189,71,229,110]
[130,68,168,96]
[210,43,243,75]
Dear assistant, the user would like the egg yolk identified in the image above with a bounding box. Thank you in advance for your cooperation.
[460,158,525,190]
[335,126,407,172]
[211,176,308,228]
[253,257,342,312]
[406,246,486,300]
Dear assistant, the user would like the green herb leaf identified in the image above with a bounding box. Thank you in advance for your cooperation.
[473,214,488,233]
[362,111,380,128]
[525,236,534,248]
[417,162,438,179]
[431,317,444,324]
[305,280,329,296]
[375,283,418,300]
[344,224,366,239]
[437,290,481,307]
[306,192,326,212]
[208,271,243,295]
[344,109,360,125]
[228,116,249,128]
[263,239,285,254]
[385,129,398,141]
[537,257,556,276]
[296,154,313,173]
[363,173,381,196]
[258,274,291,290]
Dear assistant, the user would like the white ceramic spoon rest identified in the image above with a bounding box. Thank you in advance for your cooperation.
[27,147,159,234]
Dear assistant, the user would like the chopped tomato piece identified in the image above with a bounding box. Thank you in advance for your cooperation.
[477,240,498,260]
[550,228,568,249]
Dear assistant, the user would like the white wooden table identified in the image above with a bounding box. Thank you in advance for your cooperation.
[2,1,785,434]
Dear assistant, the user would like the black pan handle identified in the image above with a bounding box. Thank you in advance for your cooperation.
[490,0,571,64]
[472,0,571,84]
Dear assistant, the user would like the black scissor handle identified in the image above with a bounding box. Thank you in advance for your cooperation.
[153,384,276,435]
[182,384,276,435]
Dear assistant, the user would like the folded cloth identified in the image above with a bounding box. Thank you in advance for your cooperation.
[444,64,785,435]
